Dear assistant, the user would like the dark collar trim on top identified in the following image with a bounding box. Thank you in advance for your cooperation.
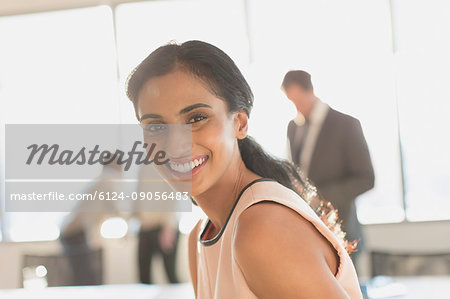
[199,178,275,246]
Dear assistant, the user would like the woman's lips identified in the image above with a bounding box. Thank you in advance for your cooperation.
[165,155,209,179]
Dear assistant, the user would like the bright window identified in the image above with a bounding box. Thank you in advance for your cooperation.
[392,0,450,221]
[0,6,119,241]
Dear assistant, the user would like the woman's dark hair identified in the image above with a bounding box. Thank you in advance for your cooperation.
[126,40,356,254]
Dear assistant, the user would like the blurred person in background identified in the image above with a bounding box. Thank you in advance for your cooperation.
[282,70,375,265]
[59,152,122,285]
[135,165,180,284]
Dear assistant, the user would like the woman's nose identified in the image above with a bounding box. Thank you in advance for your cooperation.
[164,124,192,159]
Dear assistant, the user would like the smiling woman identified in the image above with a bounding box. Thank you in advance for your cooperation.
[125,40,362,299]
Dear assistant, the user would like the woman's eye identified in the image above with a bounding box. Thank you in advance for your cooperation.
[142,123,168,134]
[188,114,207,124]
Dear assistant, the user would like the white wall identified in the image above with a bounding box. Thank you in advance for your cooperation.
[357,220,450,277]
[364,221,450,252]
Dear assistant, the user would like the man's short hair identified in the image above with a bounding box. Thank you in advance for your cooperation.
[282,70,313,91]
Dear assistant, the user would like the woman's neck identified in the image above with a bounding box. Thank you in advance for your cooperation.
[194,154,261,233]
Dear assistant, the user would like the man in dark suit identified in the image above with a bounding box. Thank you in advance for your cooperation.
[282,70,375,264]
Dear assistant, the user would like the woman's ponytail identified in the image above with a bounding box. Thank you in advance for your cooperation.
[238,136,294,189]
[238,136,357,255]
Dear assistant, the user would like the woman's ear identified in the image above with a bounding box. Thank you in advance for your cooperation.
[234,110,249,140]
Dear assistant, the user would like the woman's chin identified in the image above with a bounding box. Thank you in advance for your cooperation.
[189,185,202,198]
[190,180,210,199]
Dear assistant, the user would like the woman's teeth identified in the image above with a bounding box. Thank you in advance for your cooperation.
[169,157,206,173]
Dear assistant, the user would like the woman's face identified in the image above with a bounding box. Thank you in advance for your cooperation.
[137,70,244,196]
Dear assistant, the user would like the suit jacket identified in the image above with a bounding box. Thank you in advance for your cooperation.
[287,108,375,243]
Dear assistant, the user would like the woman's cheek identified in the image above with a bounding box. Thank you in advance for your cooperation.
[194,119,235,161]
[212,122,235,153]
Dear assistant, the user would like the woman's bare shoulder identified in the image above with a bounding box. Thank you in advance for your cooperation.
[233,201,328,259]
[233,201,346,299]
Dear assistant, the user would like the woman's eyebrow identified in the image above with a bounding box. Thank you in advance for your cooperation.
[140,114,162,121]
[140,103,212,121]
[178,103,212,115]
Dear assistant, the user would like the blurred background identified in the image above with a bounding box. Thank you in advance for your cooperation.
[0,0,449,295]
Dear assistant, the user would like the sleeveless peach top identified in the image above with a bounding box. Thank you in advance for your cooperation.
[195,178,362,299]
